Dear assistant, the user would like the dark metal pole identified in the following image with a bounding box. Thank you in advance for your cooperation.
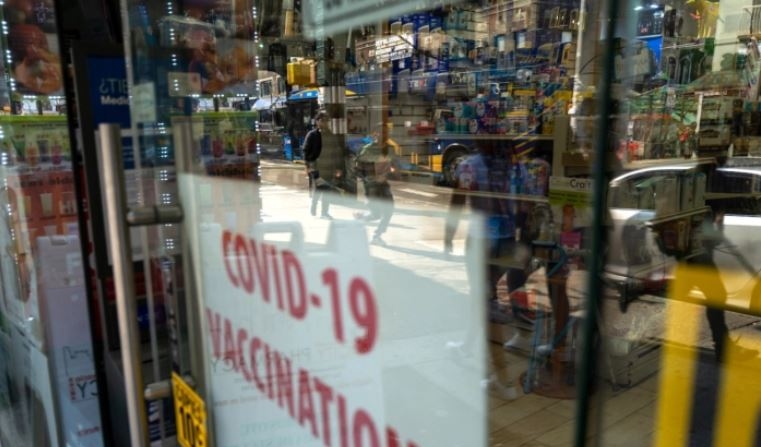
[574,0,620,444]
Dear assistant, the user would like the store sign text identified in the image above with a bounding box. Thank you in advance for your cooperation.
[172,372,207,447]
[208,229,418,446]
[301,0,457,38]
[68,375,98,402]
[548,176,592,206]
[221,230,378,354]
[369,35,413,63]
[99,77,129,106]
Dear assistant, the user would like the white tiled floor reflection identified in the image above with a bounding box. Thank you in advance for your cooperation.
[486,342,660,447]
[486,320,761,447]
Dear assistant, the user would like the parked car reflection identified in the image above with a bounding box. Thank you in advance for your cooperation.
[606,158,761,311]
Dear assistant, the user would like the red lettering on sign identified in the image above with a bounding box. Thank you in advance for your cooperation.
[207,308,222,359]
[249,337,267,394]
[322,268,345,344]
[235,234,254,293]
[353,408,380,447]
[263,343,275,400]
[387,427,400,447]
[282,250,307,319]
[205,308,421,447]
[273,351,295,417]
[386,427,419,447]
[338,393,350,447]
[223,318,238,371]
[270,244,286,311]
[251,239,271,302]
[219,231,380,356]
[314,378,334,447]
[238,328,251,381]
[222,230,239,287]
[349,278,378,354]
[298,368,319,437]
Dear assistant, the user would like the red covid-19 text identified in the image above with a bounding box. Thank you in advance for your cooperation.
[221,230,378,354]
[207,308,420,447]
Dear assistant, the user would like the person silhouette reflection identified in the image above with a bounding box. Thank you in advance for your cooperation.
[444,146,530,398]
[669,202,757,363]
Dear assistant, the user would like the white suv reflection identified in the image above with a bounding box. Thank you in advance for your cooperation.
[606,159,761,311]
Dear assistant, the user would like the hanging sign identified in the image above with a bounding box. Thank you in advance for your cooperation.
[179,174,487,447]
[371,34,414,63]
[302,0,458,38]
[172,372,207,447]
[549,176,593,206]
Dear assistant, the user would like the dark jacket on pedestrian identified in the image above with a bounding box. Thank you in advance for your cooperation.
[314,129,344,178]
[303,128,322,163]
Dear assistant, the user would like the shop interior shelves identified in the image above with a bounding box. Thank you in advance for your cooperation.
[435,133,555,140]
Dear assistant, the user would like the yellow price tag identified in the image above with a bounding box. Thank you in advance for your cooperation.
[172,372,207,447]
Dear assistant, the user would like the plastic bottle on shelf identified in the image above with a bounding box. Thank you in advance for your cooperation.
[532,98,544,134]
[51,138,62,165]
[510,159,521,195]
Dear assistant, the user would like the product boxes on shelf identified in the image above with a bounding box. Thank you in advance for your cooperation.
[190,111,259,181]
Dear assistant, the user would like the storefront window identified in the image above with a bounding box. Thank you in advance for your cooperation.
[119,0,761,445]
[595,0,761,445]
[5,0,755,445]
[0,2,103,446]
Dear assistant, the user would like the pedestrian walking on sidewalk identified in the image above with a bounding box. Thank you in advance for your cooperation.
[355,132,394,245]
[444,147,531,399]
[304,111,343,219]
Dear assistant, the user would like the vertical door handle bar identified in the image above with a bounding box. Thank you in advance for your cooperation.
[99,123,150,447]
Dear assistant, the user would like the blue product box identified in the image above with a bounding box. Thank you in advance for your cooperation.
[414,13,429,37]
[439,41,450,73]
[430,15,443,32]
[458,9,472,30]
[446,8,459,30]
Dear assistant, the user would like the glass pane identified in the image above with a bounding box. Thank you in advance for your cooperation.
[118,0,261,444]
[595,0,761,445]
[150,0,761,445]
[178,0,585,445]
[0,1,103,446]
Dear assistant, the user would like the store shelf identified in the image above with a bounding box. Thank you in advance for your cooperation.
[0,114,67,123]
[445,29,489,41]
[434,133,554,141]
[636,34,663,39]
[514,193,550,203]
[646,206,709,226]
[561,151,591,167]
[466,190,550,203]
